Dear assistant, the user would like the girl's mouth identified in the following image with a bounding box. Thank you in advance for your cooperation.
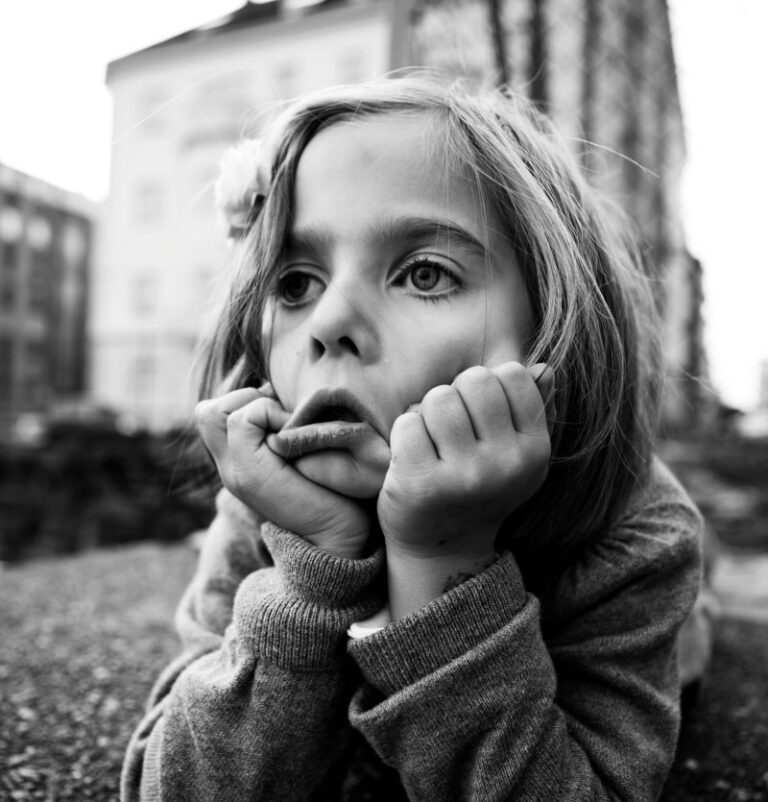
[269,388,384,458]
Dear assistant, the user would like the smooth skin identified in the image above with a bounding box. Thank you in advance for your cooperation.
[196,112,552,618]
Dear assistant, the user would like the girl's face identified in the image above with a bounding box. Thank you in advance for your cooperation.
[266,112,533,494]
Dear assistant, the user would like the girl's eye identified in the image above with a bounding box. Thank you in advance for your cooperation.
[410,263,442,291]
[395,257,461,297]
[276,271,323,306]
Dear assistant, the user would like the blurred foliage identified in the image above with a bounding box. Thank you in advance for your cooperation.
[689,437,768,488]
[0,420,216,563]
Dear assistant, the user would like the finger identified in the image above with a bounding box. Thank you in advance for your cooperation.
[491,361,548,435]
[451,366,515,442]
[219,397,290,490]
[291,450,388,499]
[256,381,275,399]
[227,396,291,443]
[195,387,263,459]
[418,385,476,459]
[389,411,438,471]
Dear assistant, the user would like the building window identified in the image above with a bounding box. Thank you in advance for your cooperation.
[132,273,157,317]
[274,62,299,98]
[0,203,23,244]
[0,204,23,274]
[27,214,53,251]
[1,241,19,272]
[135,85,168,135]
[0,336,12,402]
[0,276,14,309]
[62,222,87,264]
[133,181,164,224]
[133,353,156,400]
[23,341,48,408]
[29,251,50,312]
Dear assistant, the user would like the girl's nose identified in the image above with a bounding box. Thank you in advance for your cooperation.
[308,281,379,363]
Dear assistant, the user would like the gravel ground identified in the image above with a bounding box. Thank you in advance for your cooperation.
[1,541,767,801]
[0,544,197,801]
[661,616,768,801]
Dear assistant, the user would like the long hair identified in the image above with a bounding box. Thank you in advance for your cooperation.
[197,74,662,574]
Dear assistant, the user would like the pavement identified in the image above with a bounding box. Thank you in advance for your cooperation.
[712,551,768,622]
[1,536,765,800]
[660,549,768,801]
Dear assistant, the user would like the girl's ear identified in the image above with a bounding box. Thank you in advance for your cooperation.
[529,362,555,437]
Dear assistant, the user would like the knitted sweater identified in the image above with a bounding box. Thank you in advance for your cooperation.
[122,458,702,801]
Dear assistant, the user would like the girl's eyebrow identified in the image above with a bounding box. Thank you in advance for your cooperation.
[284,215,488,259]
[379,215,488,258]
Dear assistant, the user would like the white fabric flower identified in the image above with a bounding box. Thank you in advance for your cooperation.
[214,138,269,239]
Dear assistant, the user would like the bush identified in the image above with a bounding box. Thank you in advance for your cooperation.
[0,422,216,562]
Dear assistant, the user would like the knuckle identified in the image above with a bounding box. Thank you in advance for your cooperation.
[425,383,452,400]
[497,360,527,384]
[422,384,455,410]
[195,399,220,429]
[225,408,242,430]
[194,399,210,421]
[390,410,419,440]
[455,364,492,388]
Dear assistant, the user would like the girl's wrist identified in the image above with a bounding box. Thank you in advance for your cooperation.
[299,506,374,560]
[304,529,371,560]
[385,544,498,620]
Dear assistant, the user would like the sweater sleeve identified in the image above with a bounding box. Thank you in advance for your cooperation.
[348,460,703,801]
[121,490,385,802]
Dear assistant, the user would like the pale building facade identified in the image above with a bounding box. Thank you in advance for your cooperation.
[95,0,707,430]
[0,164,94,440]
[93,0,404,429]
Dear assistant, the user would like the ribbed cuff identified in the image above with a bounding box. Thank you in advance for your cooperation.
[262,523,383,607]
[349,552,527,696]
[234,524,385,670]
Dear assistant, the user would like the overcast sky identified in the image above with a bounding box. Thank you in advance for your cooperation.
[0,0,765,410]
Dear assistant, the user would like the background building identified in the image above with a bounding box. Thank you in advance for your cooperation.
[93,0,407,430]
[0,164,94,441]
[94,0,708,431]
[409,0,709,429]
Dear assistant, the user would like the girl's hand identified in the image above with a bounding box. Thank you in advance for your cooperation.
[196,386,372,559]
[377,362,552,563]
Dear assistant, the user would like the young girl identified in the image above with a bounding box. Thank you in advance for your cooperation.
[122,75,703,801]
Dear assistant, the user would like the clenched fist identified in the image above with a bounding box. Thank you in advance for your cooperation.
[378,362,552,563]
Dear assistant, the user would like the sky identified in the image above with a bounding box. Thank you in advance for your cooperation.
[0,0,766,410]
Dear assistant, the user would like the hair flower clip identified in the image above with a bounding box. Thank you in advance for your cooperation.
[214,137,270,241]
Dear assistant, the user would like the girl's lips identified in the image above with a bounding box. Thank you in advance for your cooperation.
[270,420,380,458]
[270,387,386,458]
[282,387,380,432]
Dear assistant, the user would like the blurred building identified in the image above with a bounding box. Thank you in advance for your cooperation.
[94,0,407,429]
[95,0,708,431]
[0,163,94,441]
[409,0,711,428]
